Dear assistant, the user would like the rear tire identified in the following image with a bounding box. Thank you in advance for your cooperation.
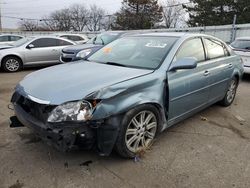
[2,56,22,72]
[220,77,238,107]
[115,104,160,158]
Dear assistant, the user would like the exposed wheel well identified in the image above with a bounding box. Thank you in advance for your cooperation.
[1,55,23,68]
[234,74,239,83]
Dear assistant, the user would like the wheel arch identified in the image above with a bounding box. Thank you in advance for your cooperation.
[1,54,23,68]
[121,102,166,133]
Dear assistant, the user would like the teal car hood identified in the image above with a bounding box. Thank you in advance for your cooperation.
[17,61,153,105]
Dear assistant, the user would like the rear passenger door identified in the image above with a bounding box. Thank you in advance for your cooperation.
[167,37,210,124]
[203,38,233,102]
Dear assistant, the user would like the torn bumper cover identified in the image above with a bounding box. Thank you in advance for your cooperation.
[10,93,119,156]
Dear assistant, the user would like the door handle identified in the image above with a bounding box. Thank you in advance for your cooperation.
[204,70,210,76]
[52,49,57,52]
[228,63,233,68]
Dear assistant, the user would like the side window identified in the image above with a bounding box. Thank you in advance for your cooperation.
[60,35,70,40]
[61,35,82,41]
[204,38,226,59]
[0,36,10,42]
[10,36,22,41]
[175,38,205,62]
[230,40,250,50]
[31,38,57,48]
[56,39,73,46]
[70,36,83,41]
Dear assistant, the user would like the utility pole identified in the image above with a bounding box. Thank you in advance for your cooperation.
[230,14,237,43]
[0,0,2,32]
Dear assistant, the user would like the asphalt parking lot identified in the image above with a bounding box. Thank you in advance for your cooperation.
[1,68,250,188]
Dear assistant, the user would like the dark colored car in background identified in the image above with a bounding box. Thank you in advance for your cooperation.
[60,31,129,63]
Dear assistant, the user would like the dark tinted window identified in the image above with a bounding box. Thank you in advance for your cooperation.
[61,35,83,41]
[57,39,73,46]
[31,38,57,48]
[0,36,9,42]
[30,38,72,48]
[204,38,226,59]
[10,36,22,41]
[175,38,205,62]
[230,39,250,50]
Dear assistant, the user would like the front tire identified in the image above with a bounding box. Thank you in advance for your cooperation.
[2,56,22,72]
[115,104,160,158]
[220,77,238,107]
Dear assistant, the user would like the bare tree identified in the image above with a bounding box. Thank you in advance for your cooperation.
[86,5,106,31]
[70,4,89,31]
[42,8,71,31]
[36,3,108,31]
[162,0,186,28]
[101,15,116,31]
[19,20,38,31]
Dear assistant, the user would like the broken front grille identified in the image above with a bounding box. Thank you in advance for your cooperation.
[12,92,55,123]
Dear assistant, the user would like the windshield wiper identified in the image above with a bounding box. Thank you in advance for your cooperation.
[106,62,127,67]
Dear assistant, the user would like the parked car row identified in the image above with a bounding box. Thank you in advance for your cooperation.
[10,32,244,158]
[1,32,249,75]
[230,37,250,74]
[60,31,133,63]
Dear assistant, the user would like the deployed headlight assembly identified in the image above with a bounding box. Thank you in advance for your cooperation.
[48,101,93,123]
[76,49,92,59]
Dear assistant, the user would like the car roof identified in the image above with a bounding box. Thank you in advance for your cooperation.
[53,33,87,36]
[126,32,226,42]
[26,35,76,44]
[137,32,187,37]
[0,34,23,37]
[235,37,250,41]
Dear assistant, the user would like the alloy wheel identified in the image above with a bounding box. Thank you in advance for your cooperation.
[125,110,157,153]
[5,59,20,72]
[226,79,237,103]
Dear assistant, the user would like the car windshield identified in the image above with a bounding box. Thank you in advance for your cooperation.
[88,36,178,69]
[12,37,34,47]
[87,33,120,45]
[230,39,250,50]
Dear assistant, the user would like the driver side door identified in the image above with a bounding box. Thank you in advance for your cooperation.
[24,38,61,65]
[167,37,210,125]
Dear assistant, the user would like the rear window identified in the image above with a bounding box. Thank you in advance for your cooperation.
[230,40,250,50]
[87,33,119,45]
[204,38,227,59]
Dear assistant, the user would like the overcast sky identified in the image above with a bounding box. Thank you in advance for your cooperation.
[2,0,123,29]
[1,0,186,29]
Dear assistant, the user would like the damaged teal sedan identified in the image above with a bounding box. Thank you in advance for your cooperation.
[10,33,244,158]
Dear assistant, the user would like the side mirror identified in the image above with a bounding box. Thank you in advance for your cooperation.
[26,44,35,49]
[169,57,198,71]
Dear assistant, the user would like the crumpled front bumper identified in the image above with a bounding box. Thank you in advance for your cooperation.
[10,103,119,156]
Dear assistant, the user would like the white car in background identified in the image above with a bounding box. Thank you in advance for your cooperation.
[230,37,250,74]
[55,33,89,44]
[0,34,23,45]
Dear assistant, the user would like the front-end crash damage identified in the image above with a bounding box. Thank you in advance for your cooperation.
[10,70,168,156]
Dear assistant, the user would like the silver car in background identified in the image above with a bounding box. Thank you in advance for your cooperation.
[0,34,23,45]
[0,36,75,72]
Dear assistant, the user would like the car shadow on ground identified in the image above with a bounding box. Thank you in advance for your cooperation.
[242,74,250,82]
[0,64,59,73]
